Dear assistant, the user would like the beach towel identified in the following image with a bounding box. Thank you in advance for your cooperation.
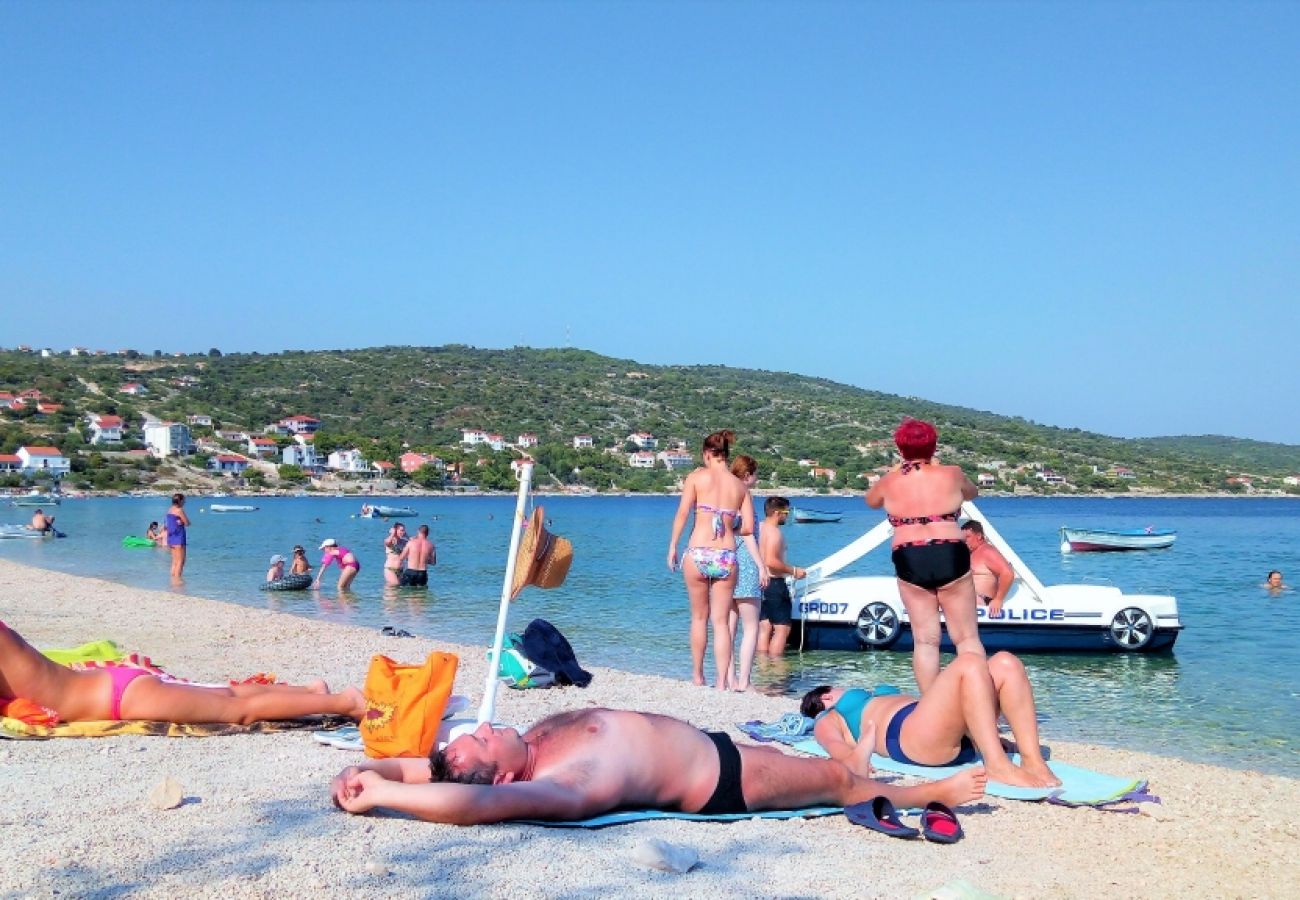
[313,696,471,751]
[514,806,845,829]
[736,714,815,745]
[0,714,355,741]
[41,640,124,666]
[788,738,1152,808]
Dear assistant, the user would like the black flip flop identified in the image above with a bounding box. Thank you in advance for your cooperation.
[844,796,920,839]
[920,801,964,844]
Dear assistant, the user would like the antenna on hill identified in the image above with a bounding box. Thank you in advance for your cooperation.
[565,325,571,348]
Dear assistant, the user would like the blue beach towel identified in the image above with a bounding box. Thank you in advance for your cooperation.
[788,738,1152,808]
[514,806,844,829]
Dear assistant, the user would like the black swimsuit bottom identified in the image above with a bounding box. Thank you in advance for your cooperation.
[891,541,971,591]
[698,731,748,815]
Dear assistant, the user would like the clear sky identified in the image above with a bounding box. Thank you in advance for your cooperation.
[2,1,1297,443]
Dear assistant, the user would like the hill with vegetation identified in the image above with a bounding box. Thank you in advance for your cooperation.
[1,345,1296,494]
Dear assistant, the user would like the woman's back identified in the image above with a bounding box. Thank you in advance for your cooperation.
[687,466,748,548]
[875,463,971,544]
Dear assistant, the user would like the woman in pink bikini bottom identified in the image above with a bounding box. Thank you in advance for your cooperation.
[0,619,366,724]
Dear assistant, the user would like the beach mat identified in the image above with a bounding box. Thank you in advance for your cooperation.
[789,738,1149,807]
[515,806,844,829]
[0,714,354,740]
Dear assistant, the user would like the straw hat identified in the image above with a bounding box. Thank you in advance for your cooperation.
[509,506,573,600]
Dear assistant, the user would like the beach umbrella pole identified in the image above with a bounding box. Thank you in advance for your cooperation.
[476,462,534,725]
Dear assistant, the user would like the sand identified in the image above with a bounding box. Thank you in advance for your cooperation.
[0,558,1296,899]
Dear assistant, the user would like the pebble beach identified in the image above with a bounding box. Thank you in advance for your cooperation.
[1,558,1297,899]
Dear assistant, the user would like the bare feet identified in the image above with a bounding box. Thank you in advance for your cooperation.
[340,686,368,719]
[984,759,1059,789]
[306,679,330,694]
[934,765,988,807]
[1020,757,1061,787]
[844,721,877,780]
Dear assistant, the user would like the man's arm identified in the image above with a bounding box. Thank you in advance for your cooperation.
[761,530,804,579]
[987,547,1016,616]
[336,773,617,825]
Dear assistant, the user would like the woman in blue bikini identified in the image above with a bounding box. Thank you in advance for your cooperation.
[667,430,755,689]
[866,419,982,693]
[801,651,1059,789]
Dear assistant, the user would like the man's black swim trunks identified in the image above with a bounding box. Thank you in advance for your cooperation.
[697,731,748,815]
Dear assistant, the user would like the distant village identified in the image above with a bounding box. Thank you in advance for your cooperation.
[1,344,1296,495]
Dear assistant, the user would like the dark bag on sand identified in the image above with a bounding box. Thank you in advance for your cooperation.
[520,619,592,688]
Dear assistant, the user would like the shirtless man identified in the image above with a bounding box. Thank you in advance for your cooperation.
[758,497,806,657]
[29,508,55,533]
[396,524,436,587]
[331,708,987,824]
[961,521,1014,616]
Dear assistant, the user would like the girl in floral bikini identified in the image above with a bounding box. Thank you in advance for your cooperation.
[667,430,755,689]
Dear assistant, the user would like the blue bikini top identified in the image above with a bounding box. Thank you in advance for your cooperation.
[818,684,903,741]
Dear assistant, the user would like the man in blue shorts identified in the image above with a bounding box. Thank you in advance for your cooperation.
[758,497,806,657]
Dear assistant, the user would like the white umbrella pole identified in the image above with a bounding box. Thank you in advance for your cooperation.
[477,462,534,725]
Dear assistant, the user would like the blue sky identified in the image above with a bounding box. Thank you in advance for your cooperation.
[2,2,1297,443]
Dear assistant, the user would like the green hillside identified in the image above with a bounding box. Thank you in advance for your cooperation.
[1,345,1296,494]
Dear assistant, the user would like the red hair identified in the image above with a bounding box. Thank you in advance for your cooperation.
[730,454,757,479]
[702,430,736,460]
[894,419,937,461]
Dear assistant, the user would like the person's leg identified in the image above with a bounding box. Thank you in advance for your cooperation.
[988,652,1058,785]
[119,677,365,725]
[733,597,760,691]
[682,560,711,685]
[737,742,986,813]
[227,680,329,696]
[708,575,737,690]
[384,566,400,586]
[338,566,358,591]
[756,619,773,657]
[896,580,942,693]
[0,624,111,720]
[769,623,792,656]
[907,653,1054,787]
[937,574,985,660]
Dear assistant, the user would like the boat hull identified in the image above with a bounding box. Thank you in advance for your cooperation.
[796,619,1180,654]
[792,509,842,524]
[210,505,259,513]
[1062,527,1176,552]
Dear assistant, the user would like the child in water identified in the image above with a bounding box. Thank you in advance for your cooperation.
[266,554,286,583]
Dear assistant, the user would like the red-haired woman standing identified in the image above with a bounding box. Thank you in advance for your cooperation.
[866,419,982,693]
[668,430,755,688]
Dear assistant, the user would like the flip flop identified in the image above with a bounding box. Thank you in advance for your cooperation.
[920,801,964,844]
[844,796,920,839]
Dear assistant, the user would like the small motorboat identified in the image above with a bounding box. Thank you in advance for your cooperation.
[0,525,54,540]
[10,491,61,507]
[260,573,313,592]
[1060,527,1177,552]
[361,505,418,518]
[210,504,260,513]
[793,508,842,524]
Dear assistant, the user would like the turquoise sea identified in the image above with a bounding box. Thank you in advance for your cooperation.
[2,495,1297,777]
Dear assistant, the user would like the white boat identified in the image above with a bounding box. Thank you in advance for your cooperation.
[1060,526,1177,552]
[792,507,843,524]
[10,491,61,507]
[210,504,260,513]
[360,504,418,518]
[794,501,1182,654]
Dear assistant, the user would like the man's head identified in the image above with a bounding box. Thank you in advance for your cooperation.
[961,520,985,549]
[429,722,527,785]
[418,524,429,537]
[764,496,790,521]
[1267,570,1283,587]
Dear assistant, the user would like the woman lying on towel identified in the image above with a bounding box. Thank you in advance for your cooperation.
[801,651,1060,789]
[0,619,366,725]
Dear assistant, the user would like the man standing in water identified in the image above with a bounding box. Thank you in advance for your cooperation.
[961,521,1014,616]
[396,524,436,587]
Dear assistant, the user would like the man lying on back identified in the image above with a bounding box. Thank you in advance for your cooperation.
[332,707,986,824]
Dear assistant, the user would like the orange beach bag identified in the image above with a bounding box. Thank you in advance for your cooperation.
[360,651,459,758]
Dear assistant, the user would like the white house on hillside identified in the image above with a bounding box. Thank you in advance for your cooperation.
[462,429,488,446]
[143,422,192,458]
[573,435,594,449]
[119,383,148,396]
[0,454,21,472]
[277,415,320,435]
[248,437,279,459]
[188,414,213,427]
[283,441,320,469]
[657,451,694,470]
[627,432,657,450]
[209,453,251,474]
[88,414,124,444]
[17,446,71,476]
[327,448,371,474]
[517,433,539,448]
[628,451,656,468]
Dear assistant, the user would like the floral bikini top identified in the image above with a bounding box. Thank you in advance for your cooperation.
[695,503,740,540]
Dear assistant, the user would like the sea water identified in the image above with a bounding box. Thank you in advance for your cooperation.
[2,495,1297,777]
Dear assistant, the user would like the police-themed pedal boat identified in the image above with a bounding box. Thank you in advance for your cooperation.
[793,502,1182,654]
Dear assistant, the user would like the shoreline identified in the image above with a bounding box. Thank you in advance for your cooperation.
[2,560,1298,897]
[11,488,1300,500]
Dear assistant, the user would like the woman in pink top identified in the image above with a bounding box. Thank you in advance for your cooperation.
[314,539,361,591]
